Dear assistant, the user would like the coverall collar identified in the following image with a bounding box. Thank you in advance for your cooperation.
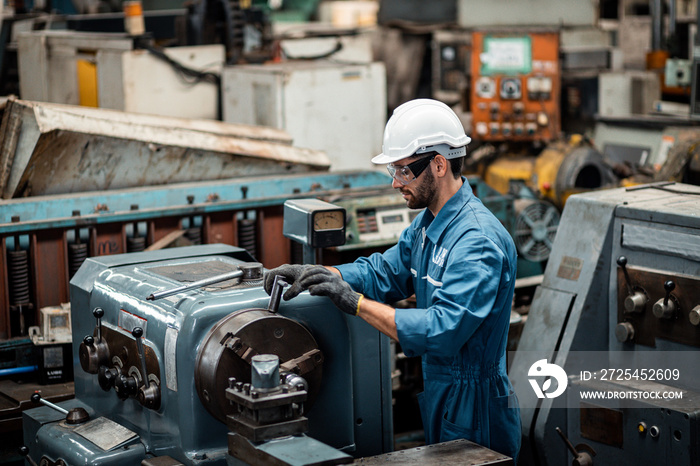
[415,176,472,244]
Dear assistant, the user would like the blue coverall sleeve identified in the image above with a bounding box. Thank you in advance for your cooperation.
[396,236,508,358]
[336,226,415,304]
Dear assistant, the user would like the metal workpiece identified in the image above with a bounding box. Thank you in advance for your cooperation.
[251,355,280,390]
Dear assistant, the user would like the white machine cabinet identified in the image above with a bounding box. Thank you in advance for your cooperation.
[222,61,386,172]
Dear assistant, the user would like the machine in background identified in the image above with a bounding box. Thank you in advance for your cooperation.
[510,182,700,466]
[22,244,393,464]
[470,30,560,142]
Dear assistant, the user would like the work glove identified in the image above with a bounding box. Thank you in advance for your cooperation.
[263,264,312,301]
[297,265,362,316]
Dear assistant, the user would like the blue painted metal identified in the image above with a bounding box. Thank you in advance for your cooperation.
[23,401,147,464]
[0,171,392,234]
[0,364,36,376]
[23,244,393,465]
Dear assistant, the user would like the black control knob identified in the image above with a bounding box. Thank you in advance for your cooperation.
[98,365,120,391]
[653,280,677,319]
[115,374,139,399]
[19,446,39,466]
[617,256,647,314]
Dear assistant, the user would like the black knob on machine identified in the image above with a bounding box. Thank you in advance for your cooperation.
[19,446,39,466]
[115,374,139,400]
[98,365,120,391]
[653,280,677,319]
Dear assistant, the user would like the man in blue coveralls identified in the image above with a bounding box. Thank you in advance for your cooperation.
[264,99,521,459]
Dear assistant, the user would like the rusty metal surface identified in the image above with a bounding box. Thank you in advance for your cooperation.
[579,402,623,447]
[0,98,330,198]
[354,439,513,465]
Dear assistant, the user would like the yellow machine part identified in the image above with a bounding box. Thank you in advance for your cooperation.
[532,140,568,205]
[483,156,535,195]
[77,57,99,107]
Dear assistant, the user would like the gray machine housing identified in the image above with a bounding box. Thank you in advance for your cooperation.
[511,182,700,466]
[23,244,393,464]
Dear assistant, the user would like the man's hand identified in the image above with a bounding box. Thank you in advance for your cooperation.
[298,266,362,316]
[263,264,312,301]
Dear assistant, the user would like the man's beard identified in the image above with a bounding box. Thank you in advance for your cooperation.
[401,167,436,210]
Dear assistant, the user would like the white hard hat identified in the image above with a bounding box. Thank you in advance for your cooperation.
[372,99,471,165]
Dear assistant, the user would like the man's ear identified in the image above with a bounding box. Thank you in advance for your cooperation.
[434,154,448,177]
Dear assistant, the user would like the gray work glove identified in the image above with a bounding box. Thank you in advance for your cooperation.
[297,265,362,316]
[263,264,312,301]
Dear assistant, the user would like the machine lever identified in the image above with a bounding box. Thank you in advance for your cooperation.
[663,280,675,306]
[267,275,288,313]
[616,256,634,295]
[616,256,648,314]
[31,392,89,424]
[147,269,244,300]
[19,446,38,466]
[92,307,105,342]
[133,327,149,387]
[31,392,68,415]
[556,427,596,466]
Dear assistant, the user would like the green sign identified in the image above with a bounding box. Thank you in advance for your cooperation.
[481,36,532,75]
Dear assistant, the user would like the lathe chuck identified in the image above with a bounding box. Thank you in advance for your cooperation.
[195,308,323,424]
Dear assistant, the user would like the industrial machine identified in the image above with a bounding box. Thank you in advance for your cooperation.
[329,177,550,279]
[21,243,393,464]
[510,182,700,466]
[221,60,387,172]
[470,30,561,142]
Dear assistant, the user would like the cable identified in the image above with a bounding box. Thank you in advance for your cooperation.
[281,40,343,61]
[143,44,221,87]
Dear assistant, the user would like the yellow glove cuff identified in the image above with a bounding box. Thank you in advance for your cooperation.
[355,293,364,316]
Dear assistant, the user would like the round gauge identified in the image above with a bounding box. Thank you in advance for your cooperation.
[313,210,344,231]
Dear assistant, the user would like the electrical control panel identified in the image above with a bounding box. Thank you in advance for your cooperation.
[470,30,560,142]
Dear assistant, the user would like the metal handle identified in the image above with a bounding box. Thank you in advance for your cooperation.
[132,327,149,388]
[267,276,289,313]
[31,392,68,415]
[147,269,244,300]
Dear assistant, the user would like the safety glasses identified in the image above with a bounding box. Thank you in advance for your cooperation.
[387,154,436,185]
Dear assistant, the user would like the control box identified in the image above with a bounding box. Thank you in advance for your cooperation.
[470,30,560,141]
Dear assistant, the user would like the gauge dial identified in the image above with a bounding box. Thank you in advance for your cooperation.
[313,210,344,231]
